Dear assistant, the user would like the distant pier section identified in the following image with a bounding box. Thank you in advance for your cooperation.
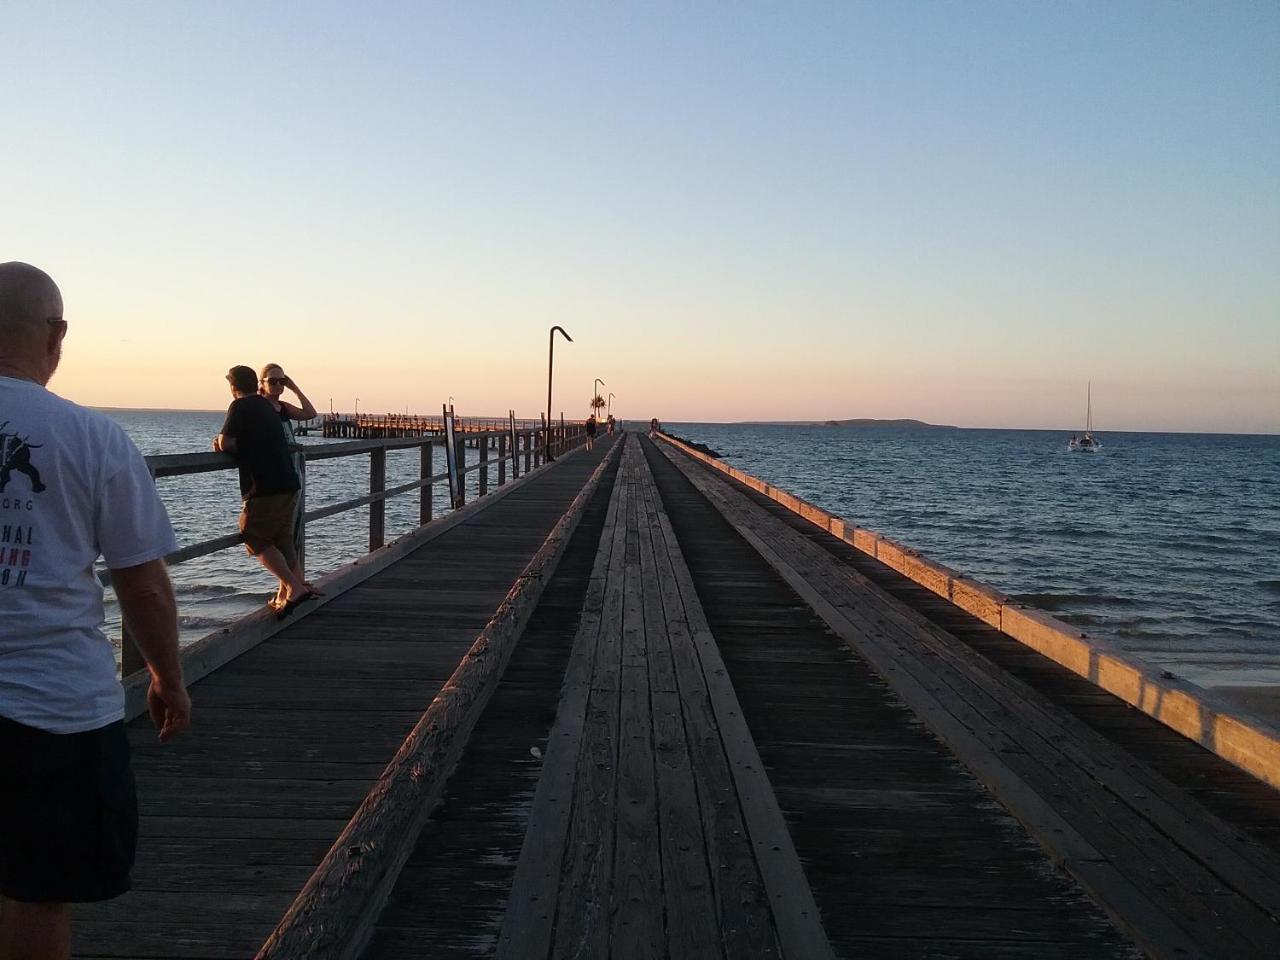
[315,413,548,439]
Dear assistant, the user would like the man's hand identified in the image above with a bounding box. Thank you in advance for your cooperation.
[212,434,235,453]
[147,671,192,743]
[111,558,190,742]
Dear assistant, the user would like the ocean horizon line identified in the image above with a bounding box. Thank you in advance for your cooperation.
[88,406,1279,438]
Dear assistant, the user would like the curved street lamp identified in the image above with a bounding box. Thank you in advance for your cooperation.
[593,378,606,421]
[547,325,573,460]
[607,392,616,418]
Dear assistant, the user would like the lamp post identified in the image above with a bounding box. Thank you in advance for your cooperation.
[607,392,616,418]
[355,397,360,415]
[547,326,573,460]
[593,378,606,422]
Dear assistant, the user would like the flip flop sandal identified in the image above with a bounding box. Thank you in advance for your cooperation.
[276,590,321,621]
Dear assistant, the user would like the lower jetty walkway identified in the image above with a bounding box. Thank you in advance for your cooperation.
[76,432,1280,959]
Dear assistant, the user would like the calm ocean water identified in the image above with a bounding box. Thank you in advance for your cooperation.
[104,409,488,646]
[670,423,1280,688]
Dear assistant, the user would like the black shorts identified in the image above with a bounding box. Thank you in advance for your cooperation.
[0,715,137,903]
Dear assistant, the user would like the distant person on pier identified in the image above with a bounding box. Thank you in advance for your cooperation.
[257,363,318,442]
[213,366,317,619]
[606,415,616,435]
[585,415,597,451]
[649,417,660,436]
[0,262,191,960]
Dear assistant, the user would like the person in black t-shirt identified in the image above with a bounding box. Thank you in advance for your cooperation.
[213,366,316,618]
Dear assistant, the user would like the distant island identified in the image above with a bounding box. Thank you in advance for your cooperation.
[820,418,957,429]
[729,418,958,429]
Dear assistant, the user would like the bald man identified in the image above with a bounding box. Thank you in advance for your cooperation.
[0,263,191,960]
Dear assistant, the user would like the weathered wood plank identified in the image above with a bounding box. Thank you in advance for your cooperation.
[495,437,630,957]
[641,449,834,960]
[549,444,639,960]
[641,482,781,958]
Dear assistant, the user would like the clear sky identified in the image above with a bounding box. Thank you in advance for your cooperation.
[5,2,1277,432]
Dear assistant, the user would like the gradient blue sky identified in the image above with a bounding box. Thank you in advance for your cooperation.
[5,2,1277,431]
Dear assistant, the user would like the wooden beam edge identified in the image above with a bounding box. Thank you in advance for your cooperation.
[252,436,623,960]
[654,432,1280,793]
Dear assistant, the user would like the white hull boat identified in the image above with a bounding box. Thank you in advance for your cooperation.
[1068,383,1102,452]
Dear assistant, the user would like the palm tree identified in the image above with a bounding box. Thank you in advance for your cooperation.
[589,394,606,420]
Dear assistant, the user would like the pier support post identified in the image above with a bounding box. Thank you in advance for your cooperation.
[498,433,507,486]
[479,433,490,496]
[454,434,467,506]
[369,448,386,550]
[419,441,433,525]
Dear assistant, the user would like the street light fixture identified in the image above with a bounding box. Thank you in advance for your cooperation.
[547,325,573,460]
[607,392,616,418]
[593,378,606,422]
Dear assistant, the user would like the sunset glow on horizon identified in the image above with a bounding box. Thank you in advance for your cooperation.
[6,2,1277,434]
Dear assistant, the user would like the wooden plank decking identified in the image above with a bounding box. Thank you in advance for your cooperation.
[72,442,616,960]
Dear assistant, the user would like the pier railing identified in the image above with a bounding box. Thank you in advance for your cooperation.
[115,417,588,676]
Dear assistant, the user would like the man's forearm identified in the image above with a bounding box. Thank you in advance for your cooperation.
[112,560,183,683]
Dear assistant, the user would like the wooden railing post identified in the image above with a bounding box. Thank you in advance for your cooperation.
[498,433,507,486]
[294,451,307,578]
[419,440,433,525]
[454,434,467,506]
[369,447,386,551]
[479,433,490,496]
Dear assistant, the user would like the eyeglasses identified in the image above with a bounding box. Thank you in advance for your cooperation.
[263,377,287,386]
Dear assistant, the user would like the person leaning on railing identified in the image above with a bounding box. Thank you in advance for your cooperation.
[214,367,319,620]
[0,262,192,960]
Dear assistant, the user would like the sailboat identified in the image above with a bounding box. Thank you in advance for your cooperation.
[1068,382,1102,451]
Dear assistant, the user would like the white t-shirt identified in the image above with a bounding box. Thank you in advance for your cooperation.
[0,376,177,733]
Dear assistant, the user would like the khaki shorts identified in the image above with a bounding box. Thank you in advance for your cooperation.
[240,492,299,565]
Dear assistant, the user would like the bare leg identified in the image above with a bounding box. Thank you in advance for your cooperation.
[256,546,306,602]
[0,898,72,960]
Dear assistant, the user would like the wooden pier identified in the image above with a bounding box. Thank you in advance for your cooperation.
[75,431,1280,959]
[320,414,557,440]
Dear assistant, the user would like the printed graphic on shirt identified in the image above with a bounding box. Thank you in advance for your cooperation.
[0,423,42,589]
[0,423,47,494]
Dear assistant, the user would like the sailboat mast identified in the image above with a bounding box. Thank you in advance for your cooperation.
[1086,380,1092,434]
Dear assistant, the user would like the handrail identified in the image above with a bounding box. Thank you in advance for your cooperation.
[113,416,590,674]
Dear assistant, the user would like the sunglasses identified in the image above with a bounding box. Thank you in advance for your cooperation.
[263,377,287,386]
